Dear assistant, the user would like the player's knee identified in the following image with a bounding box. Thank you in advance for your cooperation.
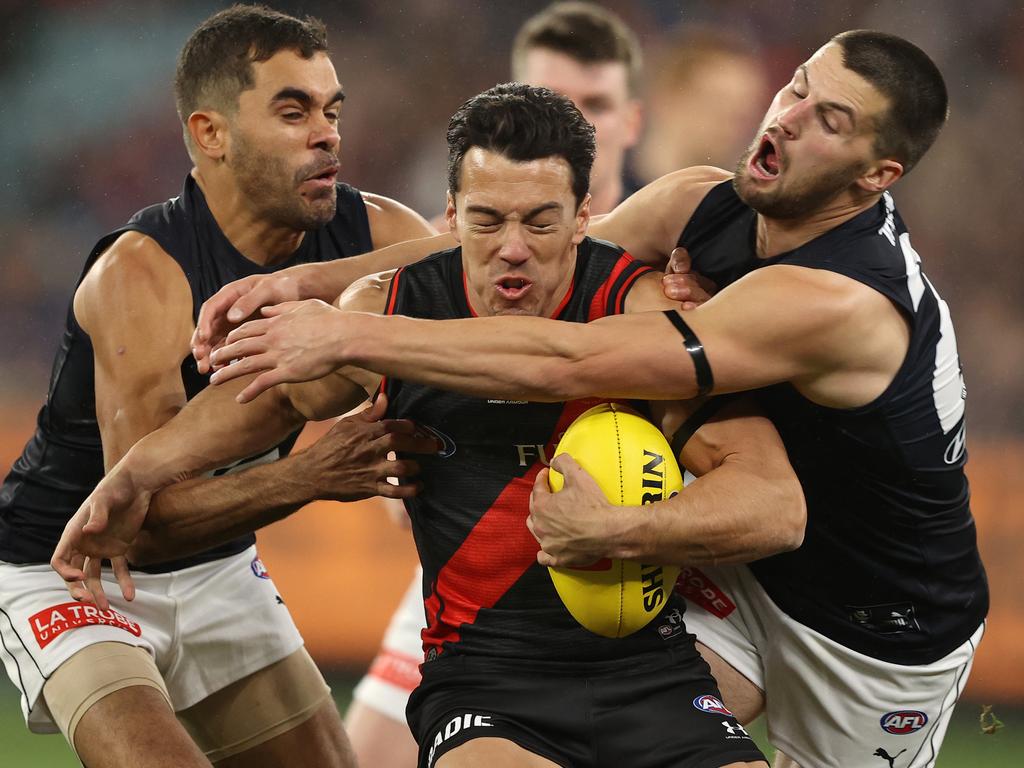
[43,641,171,753]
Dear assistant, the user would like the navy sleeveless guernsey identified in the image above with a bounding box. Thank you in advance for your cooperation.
[0,175,373,572]
[383,238,698,663]
[679,180,988,664]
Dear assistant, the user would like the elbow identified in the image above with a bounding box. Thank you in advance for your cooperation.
[776,476,807,553]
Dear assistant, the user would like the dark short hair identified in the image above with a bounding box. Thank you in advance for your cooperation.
[175,5,328,129]
[447,83,596,206]
[832,30,947,174]
[511,1,642,95]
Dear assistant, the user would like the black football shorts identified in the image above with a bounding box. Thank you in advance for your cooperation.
[407,643,767,767]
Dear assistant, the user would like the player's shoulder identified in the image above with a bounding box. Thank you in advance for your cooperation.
[644,166,733,208]
[80,231,187,295]
[359,190,435,247]
[336,269,395,314]
[74,231,191,332]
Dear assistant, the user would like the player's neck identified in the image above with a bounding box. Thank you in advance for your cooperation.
[755,192,881,259]
[192,170,305,267]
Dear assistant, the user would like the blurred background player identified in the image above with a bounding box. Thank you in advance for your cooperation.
[346,4,647,764]
[0,6,433,767]
[635,25,768,181]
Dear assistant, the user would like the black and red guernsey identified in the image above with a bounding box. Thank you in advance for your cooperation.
[384,238,691,662]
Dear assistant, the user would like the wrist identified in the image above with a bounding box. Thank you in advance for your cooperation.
[605,505,651,561]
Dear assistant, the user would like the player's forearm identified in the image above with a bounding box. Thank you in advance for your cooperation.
[127,453,315,565]
[308,233,454,302]
[606,460,806,565]
[119,376,305,492]
[343,311,697,402]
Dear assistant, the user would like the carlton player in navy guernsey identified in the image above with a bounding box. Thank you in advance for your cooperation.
[0,7,437,768]
[54,85,793,767]
[197,32,988,768]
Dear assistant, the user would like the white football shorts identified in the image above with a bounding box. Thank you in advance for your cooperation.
[0,545,303,733]
[678,563,983,768]
[351,566,425,723]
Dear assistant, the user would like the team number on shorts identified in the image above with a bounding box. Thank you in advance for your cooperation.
[30,602,142,649]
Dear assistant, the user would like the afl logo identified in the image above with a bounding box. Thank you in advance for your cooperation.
[693,695,733,717]
[421,424,457,458]
[943,422,966,465]
[880,710,928,734]
[250,556,270,579]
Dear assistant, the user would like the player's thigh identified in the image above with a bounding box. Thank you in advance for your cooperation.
[345,699,419,768]
[177,646,341,764]
[214,698,355,768]
[696,640,765,725]
[45,643,209,768]
[436,737,562,768]
[761,614,984,768]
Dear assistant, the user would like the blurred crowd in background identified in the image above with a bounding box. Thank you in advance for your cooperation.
[1,0,1021,433]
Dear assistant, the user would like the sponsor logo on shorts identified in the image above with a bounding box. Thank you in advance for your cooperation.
[720,720,751,740]
[675,566,736,619]
[656,607,685,640]
[873,747,907,767]
[693,694,733,716]
[251,556,270,579]
[427,712,493,766]
[29,602,142,649]
[880,710,928,735]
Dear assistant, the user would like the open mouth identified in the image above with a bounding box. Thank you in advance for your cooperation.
[751,134,780,179]
[303,164,339,187]
[495,276,532,300]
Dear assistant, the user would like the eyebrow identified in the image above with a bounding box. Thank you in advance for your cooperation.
[798,64,856,128]
[465,202,563,218]
[270,86,346,106]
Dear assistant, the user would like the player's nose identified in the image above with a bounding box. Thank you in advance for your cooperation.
[498,225,530,265]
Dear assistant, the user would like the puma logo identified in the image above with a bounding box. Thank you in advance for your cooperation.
[874,747,907,767]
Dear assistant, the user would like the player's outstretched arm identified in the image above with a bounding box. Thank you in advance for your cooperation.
[191,193,450,373]
[51,372,308,605]
[220,260,902,405]
[126,394,438,565]
[527,397,806,568]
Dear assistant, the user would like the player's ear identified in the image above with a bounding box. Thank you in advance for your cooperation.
[445,192,461,243]
[856,158,902,194]
[572,193,591,245]
[187,110,229,162]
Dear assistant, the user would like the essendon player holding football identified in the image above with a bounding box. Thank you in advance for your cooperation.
[53,85,802,767]
[194,32,988,768]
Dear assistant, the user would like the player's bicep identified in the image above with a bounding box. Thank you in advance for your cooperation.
[591,167,731,265]
[678,265,848,394]
[622,271,681,314]
[76,233,195,466]
[363,192,437,247]
[658,396,789,478]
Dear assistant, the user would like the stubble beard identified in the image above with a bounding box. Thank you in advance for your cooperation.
[733,146,867,220]
[231,132,337,231]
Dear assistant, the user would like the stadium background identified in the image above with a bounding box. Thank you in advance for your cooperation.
[0,0,1021,764]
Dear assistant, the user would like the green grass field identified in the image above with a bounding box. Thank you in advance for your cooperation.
[1,675,1020,766]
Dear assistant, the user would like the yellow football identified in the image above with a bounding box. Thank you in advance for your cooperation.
[547,402,684,638]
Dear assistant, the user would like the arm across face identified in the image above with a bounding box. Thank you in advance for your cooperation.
[191,193,449,373]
